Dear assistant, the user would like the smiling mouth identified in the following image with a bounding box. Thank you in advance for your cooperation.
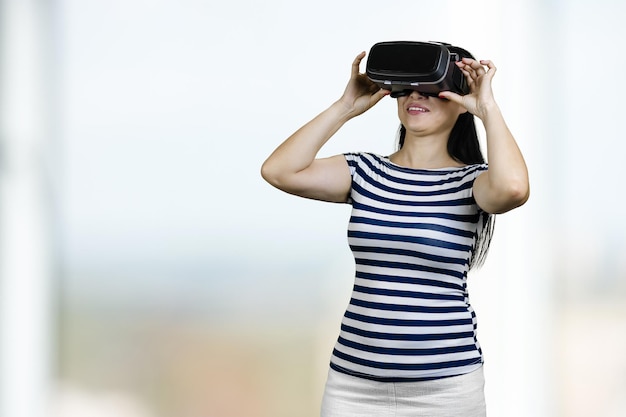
[408,106,428,113]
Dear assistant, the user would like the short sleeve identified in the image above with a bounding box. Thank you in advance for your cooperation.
[469,164,489,211]
[342,152,364,205]
[343,152,360,178]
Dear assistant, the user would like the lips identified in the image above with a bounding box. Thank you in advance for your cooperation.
[407,103,429,115]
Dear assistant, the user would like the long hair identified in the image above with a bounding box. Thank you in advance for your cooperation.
[396,112,495,269]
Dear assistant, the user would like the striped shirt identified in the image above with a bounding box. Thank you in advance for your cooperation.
[329,152,489,382]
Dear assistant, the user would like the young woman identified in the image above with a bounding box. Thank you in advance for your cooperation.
[261,46,529,417]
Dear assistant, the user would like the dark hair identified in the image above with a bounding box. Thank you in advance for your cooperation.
[396,113,495,270]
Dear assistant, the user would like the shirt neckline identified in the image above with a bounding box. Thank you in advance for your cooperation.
[382,155,472,173]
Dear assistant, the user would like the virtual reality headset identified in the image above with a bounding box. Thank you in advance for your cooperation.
[366,41,474,98]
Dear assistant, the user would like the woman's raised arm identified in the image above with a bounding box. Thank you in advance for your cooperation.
[261,52,389,203]
[440,58,530,214]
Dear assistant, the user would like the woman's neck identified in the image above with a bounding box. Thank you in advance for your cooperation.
[390,135,463,169]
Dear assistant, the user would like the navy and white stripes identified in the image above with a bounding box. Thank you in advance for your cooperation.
[329,152,488,382]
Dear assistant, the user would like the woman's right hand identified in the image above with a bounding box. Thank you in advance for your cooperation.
[337,52,389,118]
[261,52,387,203]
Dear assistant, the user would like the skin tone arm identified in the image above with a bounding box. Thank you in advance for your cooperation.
[260,52,388,203]
[440,58,530,214]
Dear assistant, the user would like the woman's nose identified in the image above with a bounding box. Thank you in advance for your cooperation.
[409,90,428,99]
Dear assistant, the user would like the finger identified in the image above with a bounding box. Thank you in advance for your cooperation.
[461,58,488,78]
[438,91,463,105]
[458,66,477,87]
[352,51,366,76]
[466,66,480,80]
[480,59,496,70]
[370,88,390,105]
[367,80,381,94]
[459,57,481,72]
[480,60,497,77]
[460,57,476,66]
[469,63,486,78]
[457,61,480,81]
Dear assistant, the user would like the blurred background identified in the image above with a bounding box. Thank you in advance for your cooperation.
[1,0,625,416]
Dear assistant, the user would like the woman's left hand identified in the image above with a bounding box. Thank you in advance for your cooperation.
[438,58,498,120]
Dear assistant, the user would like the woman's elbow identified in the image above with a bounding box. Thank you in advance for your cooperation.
[260,160,281,187]
[496,180,530,213]
[261,159,296,193]
[260,160,272,182]
[510,177,530,206]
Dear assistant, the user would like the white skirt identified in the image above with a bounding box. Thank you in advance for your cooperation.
[320,366,486,417]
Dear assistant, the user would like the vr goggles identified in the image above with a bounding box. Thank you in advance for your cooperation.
[366,41,474,98]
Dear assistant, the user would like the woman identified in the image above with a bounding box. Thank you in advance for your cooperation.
[261,46,529,416]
